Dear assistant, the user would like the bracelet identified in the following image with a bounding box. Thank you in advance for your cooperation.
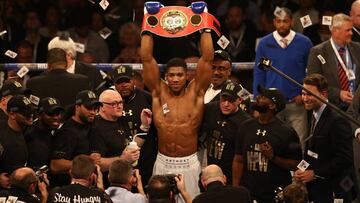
[140,124,150,132]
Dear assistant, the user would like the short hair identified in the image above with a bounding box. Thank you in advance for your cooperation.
[274,7,293,19]
[147,175,172,201]
[330,13,352,31]
[47,48,67,67]
[48,36,77,59]
[165,58,187,73]
[118,22,141,45]
[283,183,308,203]
[10,167,37,191]
[70,155,96,179]
[303,74,328,92]
[109,160,133,185]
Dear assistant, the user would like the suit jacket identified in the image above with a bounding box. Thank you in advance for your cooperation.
[305,106,355,202]
[307,40,360,106]
[75,61,105,94]
[26,69,90,107]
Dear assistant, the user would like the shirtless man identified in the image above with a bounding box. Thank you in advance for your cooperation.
[141,31,213,200]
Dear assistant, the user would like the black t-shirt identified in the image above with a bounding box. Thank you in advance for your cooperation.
[51,119,90,187]
[89,116,130,157]
[52,118,91,160]
[24,120,54,170]
[235,118,302,203]
[122,88,157,184]
[0,123,28,174]
[202,101,251,184]
[0,188,40,203]
[47,183,112,203]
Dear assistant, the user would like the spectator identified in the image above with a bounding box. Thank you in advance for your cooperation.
[295,74,355,202]
[307,13,360,111]
[48,36,106,94]
[112,65,156,185]
[68,11,109,63]
[24,97,64,170]
[0,80,27,124]
[106,160,147,203]
[47,155,111,203]
[112,22,141,63]
[282,183,309,203]
[292,0,319,33]
[50,90,102,186]
[222,3,258,62]
[201,81,250,184]
[0,95,36,189]
[147,174,192,203]
[350,0,360,42]
[233,86,302,202]
[204,50,231,104]
[26,48,90,107]
[0,167,48,203]
[39,5,61,39]
[193,165,251,203]
[253,7,313,149]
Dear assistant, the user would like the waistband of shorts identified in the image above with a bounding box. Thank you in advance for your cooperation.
[156,152,199,165]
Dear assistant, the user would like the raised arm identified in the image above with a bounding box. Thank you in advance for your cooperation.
[195,32,214,94]
[141,34,161,97]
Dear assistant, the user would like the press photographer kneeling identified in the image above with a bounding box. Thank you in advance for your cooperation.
[147,174,192,203]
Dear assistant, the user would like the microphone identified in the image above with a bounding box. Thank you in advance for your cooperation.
[258,57,272,70]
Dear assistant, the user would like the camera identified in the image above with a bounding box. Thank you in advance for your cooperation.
[165,174,179,194]
[35,165,48,182]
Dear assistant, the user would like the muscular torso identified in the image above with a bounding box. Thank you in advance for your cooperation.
[153,82,204,157]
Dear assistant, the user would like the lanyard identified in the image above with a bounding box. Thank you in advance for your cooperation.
[330,38,353,80]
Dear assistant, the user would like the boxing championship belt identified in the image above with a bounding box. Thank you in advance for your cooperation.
[142,1,221,37]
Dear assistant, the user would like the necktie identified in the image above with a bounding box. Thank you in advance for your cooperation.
[338,47,350,91]
[280,38,288,48]
[307,113,317,147]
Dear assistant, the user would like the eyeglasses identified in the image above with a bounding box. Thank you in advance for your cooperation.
[102,101,124,107]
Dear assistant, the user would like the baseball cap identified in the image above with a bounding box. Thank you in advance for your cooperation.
[0,81,29,98]
[214,50,232,63]
[113,65,134,83]
[7,95,36,118]
[257,85,286,113]
[220,82,243,102]
[75,90,102,108]
[38,97,64,115]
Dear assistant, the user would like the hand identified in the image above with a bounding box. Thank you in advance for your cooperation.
[294,169,315,183]
[340,90,353,104]
[90,153,101,165]
[175,174,186,193]
[38,179,48,199]
[259,141,274,160]
[290,95,303,105]
[0,173,10,189]
[140,108,152,127]
[122,148,140,162]
[95,164,104,190]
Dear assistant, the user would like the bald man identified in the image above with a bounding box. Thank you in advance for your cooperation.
[0,167,48,203]
[89,89,151,172]
[351,0,360,42]
[193,165,251,203]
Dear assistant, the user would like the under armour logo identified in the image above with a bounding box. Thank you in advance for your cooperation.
[256,129,267,136]
[123,110,133,116]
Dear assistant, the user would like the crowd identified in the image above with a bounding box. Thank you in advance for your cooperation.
[1,0,360,203]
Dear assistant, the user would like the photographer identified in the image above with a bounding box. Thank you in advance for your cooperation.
[0,167,48,203]
[106,160,147,203]
[47,155,111,203]
[147,174,192,203]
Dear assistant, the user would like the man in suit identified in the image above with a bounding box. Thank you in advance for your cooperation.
[295,74,355,202]
[307,13,360,110]
[48,35,105,94]
[26,48,89,107]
